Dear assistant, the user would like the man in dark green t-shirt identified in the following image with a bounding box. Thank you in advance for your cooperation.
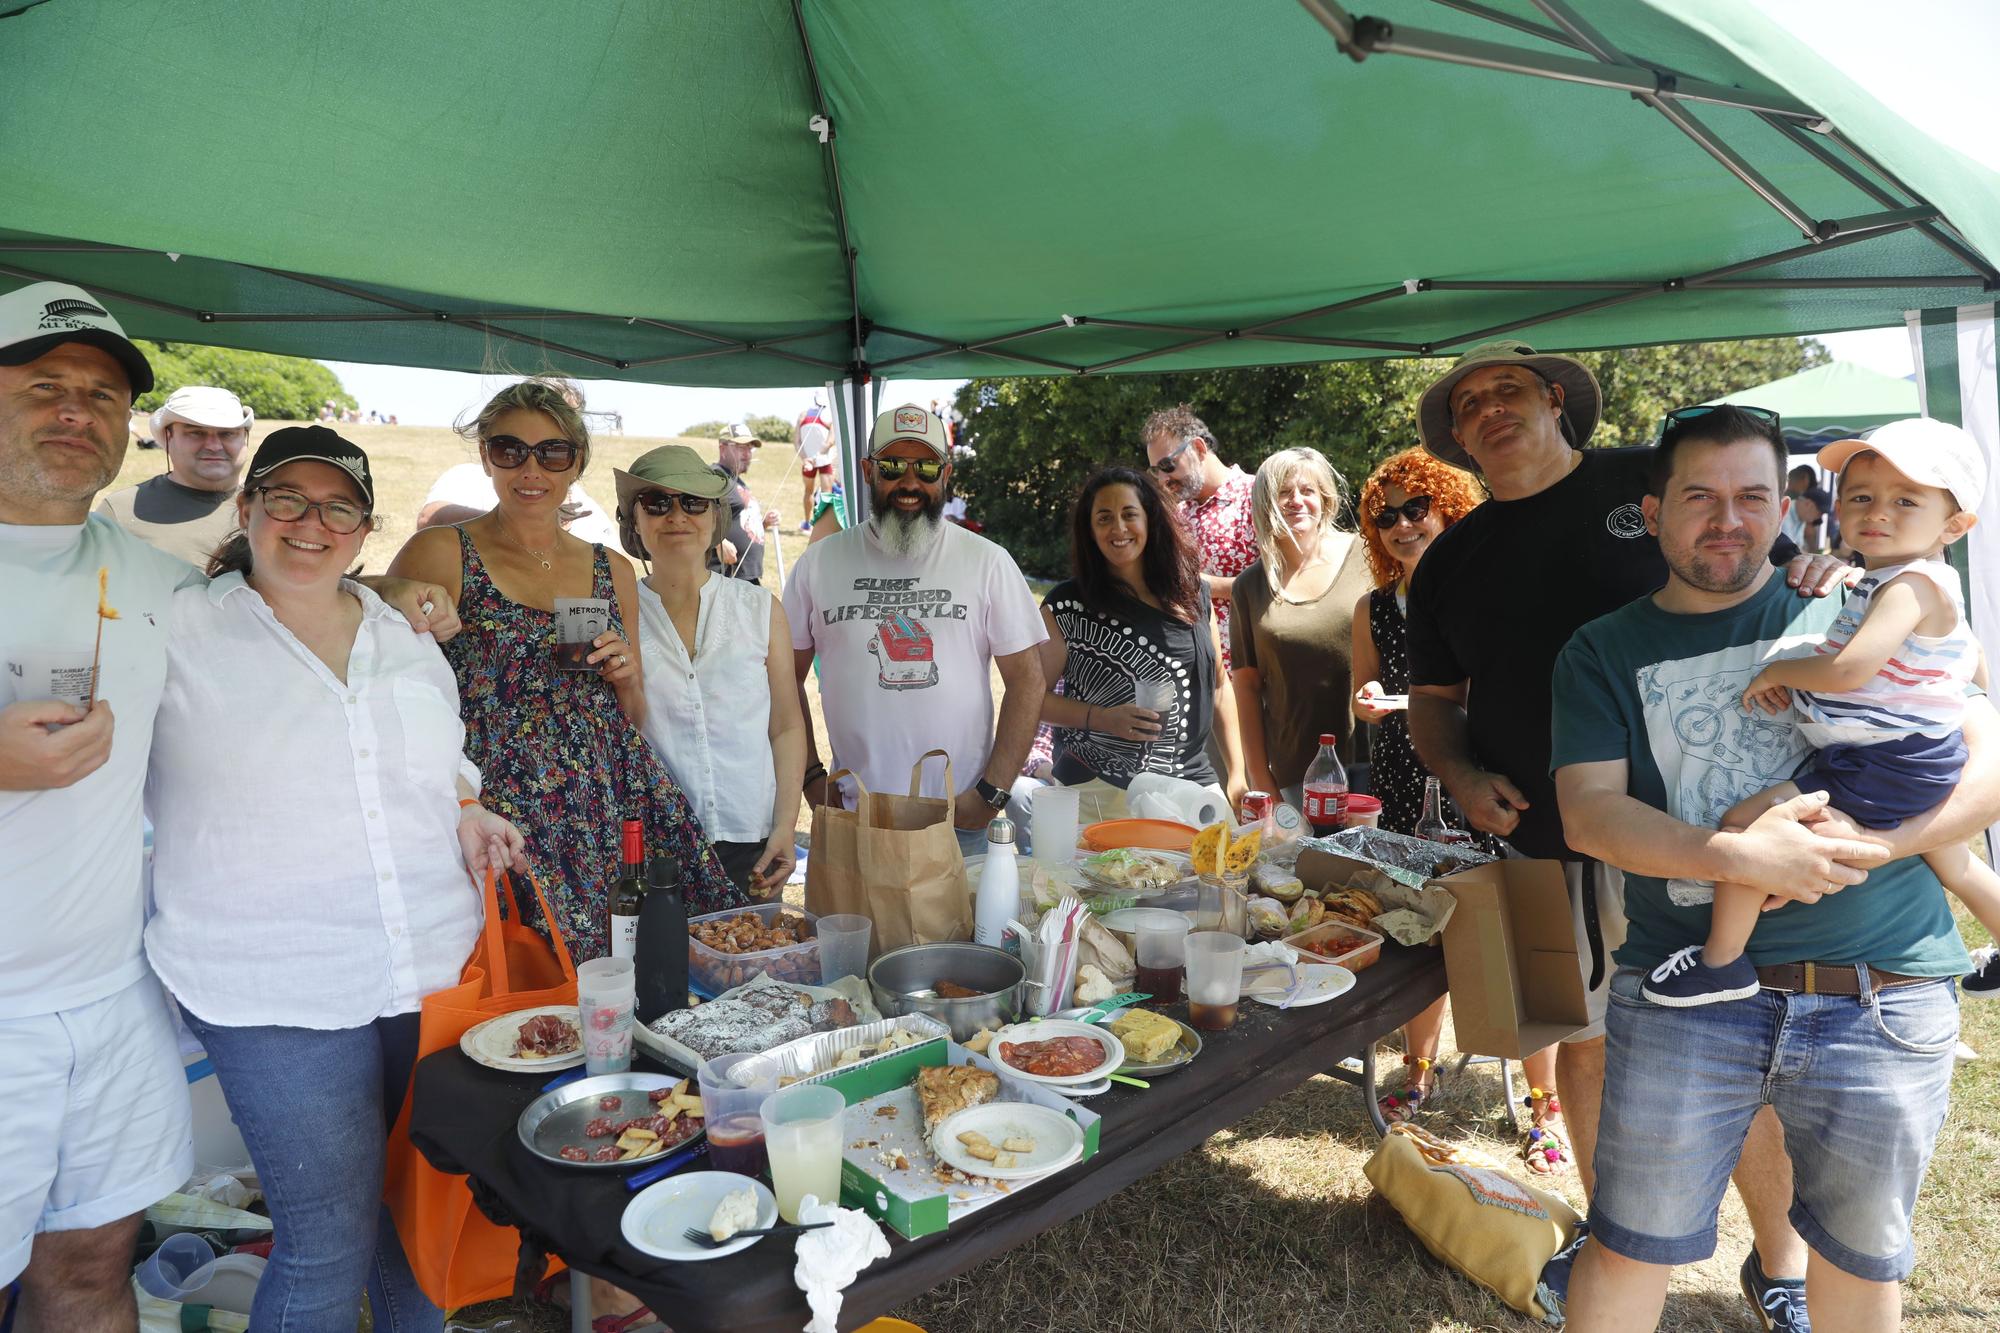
[1551,408,1993,1331]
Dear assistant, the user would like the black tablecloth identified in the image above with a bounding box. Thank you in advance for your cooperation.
[408,942,1444,1333]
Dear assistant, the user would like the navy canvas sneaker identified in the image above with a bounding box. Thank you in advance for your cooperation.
[1641,945,1762,1006]
[1964,945,1998,999]
[1741,1250,1811,1331]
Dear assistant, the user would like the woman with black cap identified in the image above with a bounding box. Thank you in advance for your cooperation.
[144,426,525,1333]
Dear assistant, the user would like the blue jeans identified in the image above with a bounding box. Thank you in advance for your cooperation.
[1591,966,1958,1281]
[956,822,992,860]
[181,1009,441,1333]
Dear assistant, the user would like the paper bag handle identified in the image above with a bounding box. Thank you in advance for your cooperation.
[478,864,579,995]
[908,749,955,800]
[824,767,865,801]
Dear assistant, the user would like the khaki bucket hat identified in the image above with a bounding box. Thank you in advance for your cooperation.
[1418,339,1602,473]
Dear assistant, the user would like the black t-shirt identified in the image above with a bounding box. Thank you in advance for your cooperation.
[1043,578,1217,789]
[1406,447,1797,860]
[705,464,764,584]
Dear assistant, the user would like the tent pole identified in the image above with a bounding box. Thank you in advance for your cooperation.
[789,0,869,386]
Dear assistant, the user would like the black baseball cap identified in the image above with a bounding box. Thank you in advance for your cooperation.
[245,426,375,508]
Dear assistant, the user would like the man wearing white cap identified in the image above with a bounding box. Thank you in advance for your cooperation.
[708,423,768,583]
[94,384,254,565]
[0,282,454,1330]
[784,404,1046,856]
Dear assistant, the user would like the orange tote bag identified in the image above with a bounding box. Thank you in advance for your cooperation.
[384,866,579,1308]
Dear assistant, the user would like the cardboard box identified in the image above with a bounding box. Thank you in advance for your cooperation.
[1293,846,1459,942]
[1435,859,1590,1058]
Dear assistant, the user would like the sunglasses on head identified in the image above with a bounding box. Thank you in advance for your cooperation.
[1371,495,1434,529]
[1659,404,1781,440]
[485,434,579,472]
[633,490,714,517]
[873,456,945,483]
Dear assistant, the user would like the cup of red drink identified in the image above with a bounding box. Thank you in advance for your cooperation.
[698,1052,777,1177]
[577,957,635,1075]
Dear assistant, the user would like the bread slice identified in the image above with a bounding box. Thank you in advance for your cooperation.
[916,1064,999,1133]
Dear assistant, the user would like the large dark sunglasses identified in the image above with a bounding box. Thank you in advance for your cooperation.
[485,434,579,472]
[1660,404,1781,439]
[633,490,714,517]
[1149,437,1196,476]
[873,457,945,483]
[1371,495,1434,530]
[252,485,370,535]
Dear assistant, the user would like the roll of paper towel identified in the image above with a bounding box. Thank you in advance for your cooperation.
[1126,774,1230,828]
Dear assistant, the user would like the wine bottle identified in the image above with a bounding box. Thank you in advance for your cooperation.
[609,817,646,960]
[634,853,691,1023]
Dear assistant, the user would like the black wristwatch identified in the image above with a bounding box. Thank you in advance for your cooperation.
[974,778,1010,812]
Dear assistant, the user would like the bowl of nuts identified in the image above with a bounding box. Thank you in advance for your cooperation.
[687,904,822,994]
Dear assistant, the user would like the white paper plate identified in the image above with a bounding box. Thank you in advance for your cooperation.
[931,1103,1084,1180]
[460,1005,585,1073]
[1098,907,1193,936]
[1251,963,1356,1009]
[988,1020,1123,1085]
[621,1172,777,1262]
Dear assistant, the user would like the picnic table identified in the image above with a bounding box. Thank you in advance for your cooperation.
[407,940,1445,1333]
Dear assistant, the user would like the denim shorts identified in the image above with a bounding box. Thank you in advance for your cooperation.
[1590,965,1958,1282]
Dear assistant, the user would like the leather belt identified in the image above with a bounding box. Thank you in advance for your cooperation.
[1755,962,1933,995]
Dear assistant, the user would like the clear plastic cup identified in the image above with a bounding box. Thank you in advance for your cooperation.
[577,956,636,1075]
[1185,931,1245,1032]
[1030,784,1081,867]
[760,1084,847,1222]
[698,1052,777,1177]
[814,914,872,984]
[1135,917,1189,1005]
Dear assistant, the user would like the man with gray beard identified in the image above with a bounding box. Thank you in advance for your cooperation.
[784,404,1046,855]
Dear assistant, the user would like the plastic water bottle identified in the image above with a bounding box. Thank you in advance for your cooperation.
[973,817,1020,948]
[1301,734,1349,837]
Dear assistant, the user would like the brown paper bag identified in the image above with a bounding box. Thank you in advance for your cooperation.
[806,749,973,955]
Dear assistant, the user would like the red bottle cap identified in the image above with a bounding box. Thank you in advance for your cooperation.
[621,818,644,864]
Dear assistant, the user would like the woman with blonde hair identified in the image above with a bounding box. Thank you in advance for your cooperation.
[1229,447,1373,803]
[388,379,737,957]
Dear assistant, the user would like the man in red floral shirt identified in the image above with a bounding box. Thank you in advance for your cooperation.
[1142,404,1258,670]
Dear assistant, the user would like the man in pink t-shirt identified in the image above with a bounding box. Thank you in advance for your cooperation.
[1142,404,1257,670]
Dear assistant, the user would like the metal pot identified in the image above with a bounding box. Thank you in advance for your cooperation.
[868,942,1023,1041]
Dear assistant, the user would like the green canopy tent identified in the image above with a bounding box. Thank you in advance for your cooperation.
[1712,359,1921,444]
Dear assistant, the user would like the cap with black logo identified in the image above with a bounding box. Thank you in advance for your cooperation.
[0,281,154,395]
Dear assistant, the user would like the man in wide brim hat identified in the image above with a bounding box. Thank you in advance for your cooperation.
[1416,338,1602,474]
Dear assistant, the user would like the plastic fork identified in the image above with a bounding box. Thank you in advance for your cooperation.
[680,1220,833,1248]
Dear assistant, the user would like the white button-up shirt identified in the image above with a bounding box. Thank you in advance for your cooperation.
[144,575,483,1030]
[636,574,775,844]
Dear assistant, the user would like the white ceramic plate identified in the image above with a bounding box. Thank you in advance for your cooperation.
[988,1020,1123,1085]
[1251,963,1356,1009]
[620,1171,777,1262]
[932,1103,1084,1180]
[460,1005,585,1073]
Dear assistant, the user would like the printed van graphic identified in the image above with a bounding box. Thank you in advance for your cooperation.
[869,613,938,690]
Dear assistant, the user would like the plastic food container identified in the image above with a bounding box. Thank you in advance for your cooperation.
[687,903,820,994]
[1280,920,1385,973]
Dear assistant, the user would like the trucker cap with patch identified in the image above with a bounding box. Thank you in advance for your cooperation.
[869,403,950,460]
[0,281,155,395]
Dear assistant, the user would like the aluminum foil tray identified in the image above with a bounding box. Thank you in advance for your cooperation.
[732,1012,951,1087]
[1301,826,1497,889]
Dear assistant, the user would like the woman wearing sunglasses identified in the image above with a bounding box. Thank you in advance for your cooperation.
[615,446,807,895]
[389,380,738,955]
[145,428,525,1333]
[1348,446,1492,1126]
[1228,447,1374,805]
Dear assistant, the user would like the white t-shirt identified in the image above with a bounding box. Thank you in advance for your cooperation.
[795,408,837,468]
[636,575,776,843]
[423,463,619,548]
[0,518,201,1019]
[783,521,1045,800]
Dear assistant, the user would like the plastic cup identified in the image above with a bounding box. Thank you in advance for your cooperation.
[814,914,872,984]
[577,956,636,1075]
[1185,931,1245,1032]
[761,1084,847,1222]
[698,1052,777,1177]
[1135,918,1189,1005]
[1030,784,1081,867]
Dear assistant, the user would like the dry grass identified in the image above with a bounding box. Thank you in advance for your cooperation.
[130,425,1998,1330]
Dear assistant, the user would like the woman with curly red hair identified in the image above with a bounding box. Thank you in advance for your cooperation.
[1350,447,1492,1127]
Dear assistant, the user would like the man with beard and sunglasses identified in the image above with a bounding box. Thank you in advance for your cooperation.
[1143,404,1257,672]
[784,404,1046,855]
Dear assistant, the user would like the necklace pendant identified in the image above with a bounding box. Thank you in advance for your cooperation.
[538,557,553,570]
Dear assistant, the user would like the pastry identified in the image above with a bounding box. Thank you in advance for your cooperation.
[915,1064,999,1132]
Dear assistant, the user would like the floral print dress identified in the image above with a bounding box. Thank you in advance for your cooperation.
[443,528,740,958]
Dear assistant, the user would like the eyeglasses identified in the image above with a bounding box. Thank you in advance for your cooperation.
[484,434,579,472]
[872,457,946,483]
[633,491,715,517]
[252,485,369,535]
[1149,438,1197,476]
[1371,495,1434,530]
[1660,404,1781,440]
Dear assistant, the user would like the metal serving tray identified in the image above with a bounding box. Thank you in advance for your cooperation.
[516,1071,704,1170]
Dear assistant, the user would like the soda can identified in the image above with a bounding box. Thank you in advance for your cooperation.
[1239,790,1273,823]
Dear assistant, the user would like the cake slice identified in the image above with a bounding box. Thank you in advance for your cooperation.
[916,1064,999,1133]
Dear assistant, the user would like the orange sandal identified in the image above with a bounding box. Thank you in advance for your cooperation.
[1378,1055,1437,1125]
[1520,1088,1571,1175]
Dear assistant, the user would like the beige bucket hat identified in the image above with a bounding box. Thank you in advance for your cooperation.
[1418,339,1602,473]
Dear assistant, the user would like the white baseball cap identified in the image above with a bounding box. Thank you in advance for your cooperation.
[151,384,253,442]
[869,403,949,460]
[1818,418,1986,513]
[0,281,153,394]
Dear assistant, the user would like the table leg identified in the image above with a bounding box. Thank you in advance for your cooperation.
[1325,1044,1393,1137]
[570,1266,593,1333]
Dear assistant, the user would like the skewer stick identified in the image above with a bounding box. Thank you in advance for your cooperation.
[88,566,120,706]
